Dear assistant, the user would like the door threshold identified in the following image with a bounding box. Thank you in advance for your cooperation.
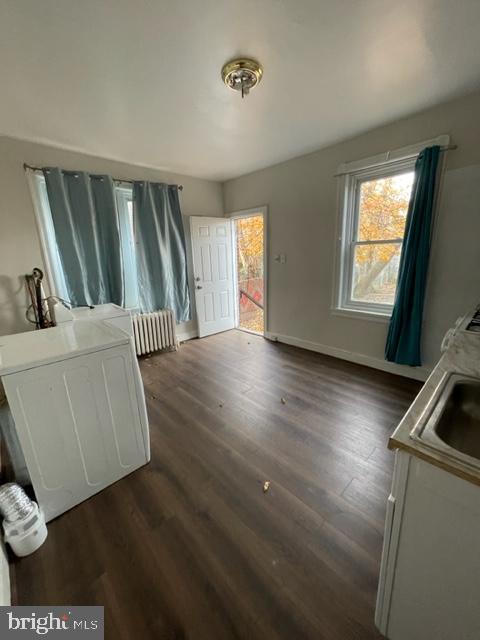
[237,327,264,337]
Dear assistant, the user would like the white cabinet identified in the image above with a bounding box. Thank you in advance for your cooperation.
[375,451,411,634]
[376,450,480,640]
[0,321,150,522]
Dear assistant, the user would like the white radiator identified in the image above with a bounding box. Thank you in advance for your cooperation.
[132,310,178,356]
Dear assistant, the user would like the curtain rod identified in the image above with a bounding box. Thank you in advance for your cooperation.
[23,163,183,190]
[334,144,457,177]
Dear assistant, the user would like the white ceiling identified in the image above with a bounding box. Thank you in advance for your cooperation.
[1,0,480,181]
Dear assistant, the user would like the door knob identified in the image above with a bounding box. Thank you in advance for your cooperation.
[196,285,203,290]
[195,277,201,281]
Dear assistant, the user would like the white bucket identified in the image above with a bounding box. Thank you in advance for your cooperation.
[3,502,47,557]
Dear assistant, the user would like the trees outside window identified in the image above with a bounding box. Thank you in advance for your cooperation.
[234,215,264,333]
[352,172,413,304]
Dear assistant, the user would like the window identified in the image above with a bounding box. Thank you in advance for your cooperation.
[29,172,139,310]
[337,162,414,316]
[334,136,448,318]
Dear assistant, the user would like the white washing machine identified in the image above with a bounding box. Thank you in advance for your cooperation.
[55,302,150,464]
[55,302,134,336]
[0,311,150,522]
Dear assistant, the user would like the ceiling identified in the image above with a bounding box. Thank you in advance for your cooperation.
[1,0,480,181]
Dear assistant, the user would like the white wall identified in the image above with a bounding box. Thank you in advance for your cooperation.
[2,90,480,375]
[223,90,480,374]
[0,136,224,339]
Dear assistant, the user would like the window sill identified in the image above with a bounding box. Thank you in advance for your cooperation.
[331,307,391,323]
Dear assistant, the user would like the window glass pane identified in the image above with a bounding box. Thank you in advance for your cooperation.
[351,243,401,305]
[357,172,414,241]
[127,200,134,238]
[116,190,139,310]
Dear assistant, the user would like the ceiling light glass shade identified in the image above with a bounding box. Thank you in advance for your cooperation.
[221,58,263,98]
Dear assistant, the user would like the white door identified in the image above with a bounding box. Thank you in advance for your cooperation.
[190,216,235,337]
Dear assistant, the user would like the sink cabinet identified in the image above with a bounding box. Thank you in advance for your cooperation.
[376,450,480,640]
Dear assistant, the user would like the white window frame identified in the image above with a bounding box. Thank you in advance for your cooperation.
[337,158,415,317]
[333,134,449,321]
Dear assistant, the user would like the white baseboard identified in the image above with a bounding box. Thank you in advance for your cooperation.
[177,329,198,343]
[264,331,431,382]
[0,541,10,605]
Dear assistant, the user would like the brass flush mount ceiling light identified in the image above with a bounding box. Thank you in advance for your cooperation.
[221,58,263,98]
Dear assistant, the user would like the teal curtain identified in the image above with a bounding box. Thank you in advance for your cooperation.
[133,182,190,322]
[43,168,124,307]
[385,146,441,366]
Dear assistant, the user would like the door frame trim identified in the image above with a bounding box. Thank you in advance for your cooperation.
[225,206,268,336]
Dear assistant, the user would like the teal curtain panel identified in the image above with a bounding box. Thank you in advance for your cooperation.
[133,182,190,322]
[43,168,124,307]
[385,146,441,366]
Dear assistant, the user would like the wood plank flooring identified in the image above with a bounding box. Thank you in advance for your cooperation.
[12,330,422,639]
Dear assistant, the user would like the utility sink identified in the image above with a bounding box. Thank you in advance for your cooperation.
[410,373,480,469]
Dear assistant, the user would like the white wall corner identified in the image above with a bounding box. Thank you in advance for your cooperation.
[264,331,431,382]
[177,329,199,343]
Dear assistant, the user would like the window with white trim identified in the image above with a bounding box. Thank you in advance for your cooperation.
[334,135,448,318]
[336,160,415,316]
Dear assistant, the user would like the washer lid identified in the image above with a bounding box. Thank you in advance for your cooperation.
[70,303,131,321]
[0,320,129,376]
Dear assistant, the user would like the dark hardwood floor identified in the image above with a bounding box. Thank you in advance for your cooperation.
[12,329,422,639]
